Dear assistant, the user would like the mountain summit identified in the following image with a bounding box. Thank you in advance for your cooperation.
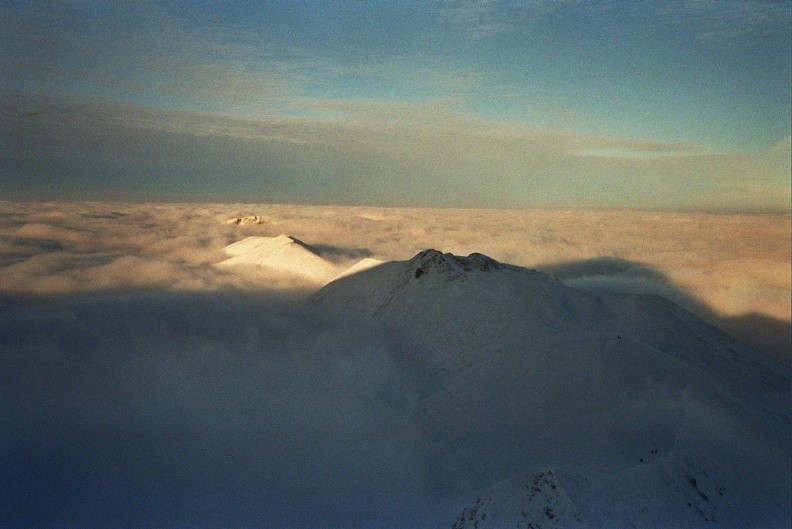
[217,235,341,283]
[410,249,508,277]
[218,235,384,285]
[314,249,790,528]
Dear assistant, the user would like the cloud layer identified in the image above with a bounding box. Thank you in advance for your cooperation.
[0,200,788,359]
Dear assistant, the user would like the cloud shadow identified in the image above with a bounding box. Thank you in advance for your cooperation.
[537,256,789,367]
[310,243,373,263]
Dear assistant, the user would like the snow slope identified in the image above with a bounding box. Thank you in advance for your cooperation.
[217,235,342,283]
[314,249,791,528]
[330,257,385,282]
[219,235,383,285]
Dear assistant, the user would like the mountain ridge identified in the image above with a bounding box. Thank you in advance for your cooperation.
[217,235,342,283]
[313,248,790,528]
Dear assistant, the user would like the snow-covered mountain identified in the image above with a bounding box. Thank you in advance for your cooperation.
[217,235,342,283]
[218,235,384,285]
[314,249,791,528]
[330,256,385,281]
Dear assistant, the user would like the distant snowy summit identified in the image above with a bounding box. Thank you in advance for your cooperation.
[225,215,269,225]
[218,235,382,284]
[218,235,339,283]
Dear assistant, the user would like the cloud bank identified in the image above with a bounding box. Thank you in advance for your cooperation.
[0,200,788,360]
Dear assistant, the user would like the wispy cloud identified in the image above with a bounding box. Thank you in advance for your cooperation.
[574,144,714,159]
[430,0,792,41]
[757,134,792,172]
[3,1,788,216]
[0,0,498,119]
[0,0,312,114]
[656,0,792,41]
[4,91,789,213]
[430,0,573,37]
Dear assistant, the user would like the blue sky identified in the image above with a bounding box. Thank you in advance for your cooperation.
[1,0,790,210]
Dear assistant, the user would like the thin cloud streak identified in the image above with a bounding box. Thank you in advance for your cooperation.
[430,0,579,37]
[0,0,325,117]
[430,0,792,42]
[0,1,489,118]
[656,0,792,41]
[3,0,788,158]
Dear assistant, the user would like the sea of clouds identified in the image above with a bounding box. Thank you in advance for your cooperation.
[1,201,789,528]
[1,200,788,355]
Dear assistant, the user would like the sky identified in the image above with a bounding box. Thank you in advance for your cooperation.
[1,0,790,211]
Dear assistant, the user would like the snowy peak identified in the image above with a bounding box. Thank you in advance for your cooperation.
[410,249,507,279]
[222,234,320,260]
[219,235,384,286]
[314,248,600,333]
[312,248,789,527]
[315,247,584,322]
[223,234,302,256]
[218,235,341,283]
[270,234,315,252]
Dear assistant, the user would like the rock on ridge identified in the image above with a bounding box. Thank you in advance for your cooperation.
[410,249,508,279]
[450,456,728,529]
[452,469,577,529]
